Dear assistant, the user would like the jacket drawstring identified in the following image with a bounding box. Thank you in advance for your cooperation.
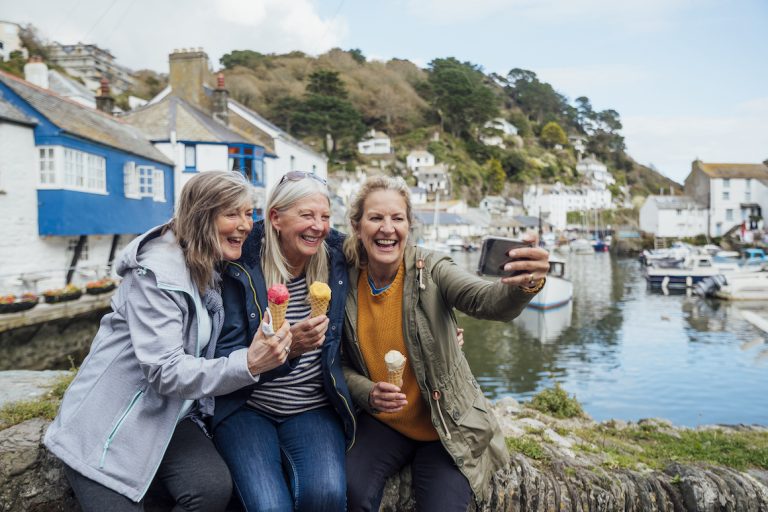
[431,390,452,440]
[417,259,426,290]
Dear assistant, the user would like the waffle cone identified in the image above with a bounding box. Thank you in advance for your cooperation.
[309,295,330,318]
[386,363,406,388]
[269,300,288,330]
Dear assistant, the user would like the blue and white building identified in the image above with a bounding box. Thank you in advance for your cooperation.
[0,70,173,292]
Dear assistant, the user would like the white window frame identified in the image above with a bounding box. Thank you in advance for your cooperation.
[184,144,196,168]
[124,162,139,198]
[37,146,106,193]
[726,209,734,222]
[137,166,154,197]
[152,169,165,201]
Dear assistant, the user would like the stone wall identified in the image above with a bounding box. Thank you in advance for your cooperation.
[1,383,767,512]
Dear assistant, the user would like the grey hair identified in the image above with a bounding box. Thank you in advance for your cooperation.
[262,175,330,286]
[343,175,413,270]
[166,170,253,293]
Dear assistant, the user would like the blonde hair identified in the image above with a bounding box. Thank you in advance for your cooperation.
[343,175,413,269]
[166,171,252,293]
[262,176,331,287]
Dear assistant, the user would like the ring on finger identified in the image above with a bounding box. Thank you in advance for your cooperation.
[283,345,290,355]
[528,273,535,285]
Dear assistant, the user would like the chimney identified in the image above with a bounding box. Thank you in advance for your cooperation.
[169,48,210,107]
[212,72,229,126]
[96,76,115,114]
[24,56,49,89]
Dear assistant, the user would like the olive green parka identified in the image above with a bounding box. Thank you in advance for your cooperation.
[342,245,535,501]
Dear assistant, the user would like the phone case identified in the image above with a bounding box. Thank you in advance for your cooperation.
[477,237,531,277]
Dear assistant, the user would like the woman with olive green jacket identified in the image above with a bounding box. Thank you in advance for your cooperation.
[342,245,540,506]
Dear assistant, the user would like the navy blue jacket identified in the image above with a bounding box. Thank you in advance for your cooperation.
[212,221,356,447]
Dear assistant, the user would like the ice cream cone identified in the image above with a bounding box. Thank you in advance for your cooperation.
[308,281,331,318]
[387,365,405,388]
[384,350,407,388]
[269,301,288,330]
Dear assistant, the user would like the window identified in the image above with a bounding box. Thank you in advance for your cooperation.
[138,166,154,196]
[39,147,56,185]
[723,191,730,200]
[38,146,105,193]
[723,179,730,188]
[125,162,164,201]
[228,145,264,186]
[746,179,752,201]
[184,145,196,168]
[726,209,734,221]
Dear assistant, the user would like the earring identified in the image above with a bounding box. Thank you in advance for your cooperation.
[276,230,281,239]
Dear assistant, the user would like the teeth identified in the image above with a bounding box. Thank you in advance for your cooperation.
[376,240,396,246]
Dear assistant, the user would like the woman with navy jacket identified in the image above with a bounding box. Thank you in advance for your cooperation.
[213,171,355,512]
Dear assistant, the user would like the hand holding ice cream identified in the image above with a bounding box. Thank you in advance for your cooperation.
[384,350,406,388]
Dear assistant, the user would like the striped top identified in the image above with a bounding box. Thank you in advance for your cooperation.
[246,276,329,416]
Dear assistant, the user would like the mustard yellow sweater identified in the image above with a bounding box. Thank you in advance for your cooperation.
[357,262,438,441]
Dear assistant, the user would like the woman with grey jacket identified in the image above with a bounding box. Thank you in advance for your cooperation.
[44,171,292,511]
[341,176,550,511]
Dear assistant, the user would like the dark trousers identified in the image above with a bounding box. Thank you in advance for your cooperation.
[64,418,233,512]
[346,413,472,512]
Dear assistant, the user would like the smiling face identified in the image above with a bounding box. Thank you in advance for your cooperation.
[216,203,254,261]
[356,189,409,276]
[270,192,331,272]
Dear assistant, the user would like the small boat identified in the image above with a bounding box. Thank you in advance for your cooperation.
[593,238,610,252]
[570,238,594,255]
[417,240,451,253]
[445,235,467,252]
[741,248,767,269]
[526,259,573,310]
[645,254,740,290]
[713,271,768,300]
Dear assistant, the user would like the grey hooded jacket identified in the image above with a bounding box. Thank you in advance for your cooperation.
[44,225,258,502]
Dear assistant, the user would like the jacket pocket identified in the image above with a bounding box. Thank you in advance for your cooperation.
[99,389,144,468]
[455,393,494,459]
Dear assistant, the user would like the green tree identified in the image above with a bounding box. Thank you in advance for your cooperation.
[306,69,348,98]
[348,48,366,64]
[219,50,266,69]
[427,57,500,137]
[485,158,506,194]
[290,70,365,157]
[0,50,25,77]
[540,121,568,148]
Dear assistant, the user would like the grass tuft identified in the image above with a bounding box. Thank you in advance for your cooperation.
[529,383,584,419]
[507,436,549,461]
[0,368,77,431]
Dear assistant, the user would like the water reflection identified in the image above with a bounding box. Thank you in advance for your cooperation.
[457,251,768,426]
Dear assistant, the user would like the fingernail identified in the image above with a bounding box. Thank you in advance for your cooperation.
[509,250,517,258]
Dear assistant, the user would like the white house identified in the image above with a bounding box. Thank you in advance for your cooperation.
[357,129,391,155]
[480,195,522,217]
[576,156,615,189]
[523,182,612,231]
[406,150,434,172]
[684,160,768,237]
[24,57,96,109]
[0,70,173,293]
[639,195,708,238]
[47,42,134,95]
[569,135,587,159]
[480,117,518,147]
[0,21,28,61]
[409,186,427,205]
[416,163,450,197]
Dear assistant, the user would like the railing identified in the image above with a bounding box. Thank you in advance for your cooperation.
[0,264,113,294]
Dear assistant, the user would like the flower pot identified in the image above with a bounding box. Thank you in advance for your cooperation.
[0,298,39,314]
[85,282,116,295]
[44,290,83,304]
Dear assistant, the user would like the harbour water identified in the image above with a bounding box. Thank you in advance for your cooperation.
[453,250,768,427]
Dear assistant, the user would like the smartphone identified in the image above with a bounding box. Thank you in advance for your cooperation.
[477,237,532,277]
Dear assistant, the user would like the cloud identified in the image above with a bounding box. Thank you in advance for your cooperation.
[623,103,768,182]
[6,0,346,71]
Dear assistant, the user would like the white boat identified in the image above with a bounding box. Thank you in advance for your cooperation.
[645,254,740,290]
[570,238,594,255]
[714,271,768,300]
[445,235,466,252]
[417,240,451,253]
[526,259,573,310]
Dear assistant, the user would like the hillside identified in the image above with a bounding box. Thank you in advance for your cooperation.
[3,25,680,204]
[211,48,679,203]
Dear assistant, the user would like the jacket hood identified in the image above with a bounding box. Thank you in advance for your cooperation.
[239,220,347,270]
[116,225,194,292]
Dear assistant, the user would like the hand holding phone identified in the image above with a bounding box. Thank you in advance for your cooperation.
[477,237,533,277]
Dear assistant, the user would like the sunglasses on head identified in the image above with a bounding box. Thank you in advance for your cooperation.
[278,171,327,186]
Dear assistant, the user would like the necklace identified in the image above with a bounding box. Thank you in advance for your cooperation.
[367,274,392,295]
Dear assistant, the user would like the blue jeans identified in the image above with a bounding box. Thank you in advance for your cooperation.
[214,406,346,512]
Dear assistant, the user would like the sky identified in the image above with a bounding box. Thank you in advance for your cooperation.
[2,0,766,183]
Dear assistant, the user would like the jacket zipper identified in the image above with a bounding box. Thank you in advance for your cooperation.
[99,389,144,468]
[227,262,262,324]
[330,371,357,450]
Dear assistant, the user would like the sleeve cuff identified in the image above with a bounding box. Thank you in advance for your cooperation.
[231,348,261,383]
